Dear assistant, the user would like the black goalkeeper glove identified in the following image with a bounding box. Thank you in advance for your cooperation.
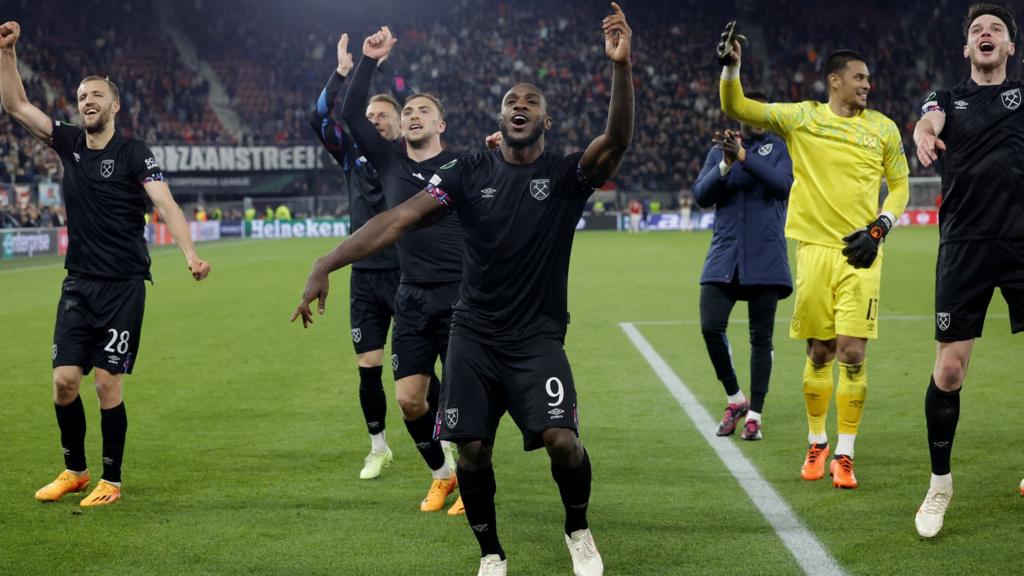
[841,214,893,268]
[716,21,747,66]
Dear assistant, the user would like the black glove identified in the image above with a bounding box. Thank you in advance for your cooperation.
[841,214,893,268]
[716,21,747,66]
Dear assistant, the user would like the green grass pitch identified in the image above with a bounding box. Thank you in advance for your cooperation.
[0,227,1020,575]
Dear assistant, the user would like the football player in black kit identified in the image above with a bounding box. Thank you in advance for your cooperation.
[913,3,1024,538]
[293,4,632,574]
[308,33,405,481]
[0,21,210,507]
[305,27,466,514]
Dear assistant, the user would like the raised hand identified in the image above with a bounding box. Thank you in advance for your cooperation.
[717,21,746,67]
[0,21,21,50]
[337,33,354,76]
[362,26,397,61]
[485,131,502,150]
[602,3,631,65]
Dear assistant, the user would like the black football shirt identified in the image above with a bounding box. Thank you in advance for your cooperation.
[426,148,596,343]
[342,57,463,283]
[923,80,1024,243]
[49,120,162,280]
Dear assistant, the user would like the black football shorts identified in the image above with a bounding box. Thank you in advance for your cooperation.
[349,268,399,354]
[52,274,146,375]
[935,238,1024,341]
[436,332,579,451]
[391,281,459,380]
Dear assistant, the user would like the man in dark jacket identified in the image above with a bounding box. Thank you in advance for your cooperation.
[692,90,793,440]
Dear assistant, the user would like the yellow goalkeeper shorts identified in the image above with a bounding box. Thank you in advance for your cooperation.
[789,242,883,340]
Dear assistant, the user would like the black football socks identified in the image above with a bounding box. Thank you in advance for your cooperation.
[55,395,87,472]
[100,402,127,483]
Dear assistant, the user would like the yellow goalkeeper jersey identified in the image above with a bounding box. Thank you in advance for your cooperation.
[720,78,909,248]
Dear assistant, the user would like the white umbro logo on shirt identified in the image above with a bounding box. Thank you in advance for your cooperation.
[481,187,496,198]
[954,100,969,110]
[73,153,80,163]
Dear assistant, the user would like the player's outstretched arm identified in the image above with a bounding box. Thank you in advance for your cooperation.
[143,181,210,281]
[339,27,397,164]
[914,111,947,168]
[0,22,53,142]
[309,34,353,153]
[291,191,443,328]
[717,31,773,130]
[580,3,634,185]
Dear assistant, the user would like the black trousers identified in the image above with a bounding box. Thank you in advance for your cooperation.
[699,280,780,413]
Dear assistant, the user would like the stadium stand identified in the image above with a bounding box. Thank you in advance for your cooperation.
[3,0,1002,211]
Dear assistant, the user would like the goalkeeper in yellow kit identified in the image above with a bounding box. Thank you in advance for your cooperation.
[718,34,909,489]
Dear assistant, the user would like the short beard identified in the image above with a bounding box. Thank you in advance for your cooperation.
[500,120,545,149]
[83,114,109,134]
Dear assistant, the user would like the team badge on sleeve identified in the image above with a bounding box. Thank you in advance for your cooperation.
[757,143,773,156]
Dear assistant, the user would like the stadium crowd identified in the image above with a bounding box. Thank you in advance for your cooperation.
[1,0,1004,205]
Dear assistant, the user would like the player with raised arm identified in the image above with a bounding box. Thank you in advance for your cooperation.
[319,26,464,514]
[293,5,632,574]
[308,33,404,480]
[0,21,210,507]
[719,31,909,488]
[912,3,1024,538]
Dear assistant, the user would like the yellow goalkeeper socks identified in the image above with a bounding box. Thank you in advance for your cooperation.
[803,357,834,444]
[836,361,868,438]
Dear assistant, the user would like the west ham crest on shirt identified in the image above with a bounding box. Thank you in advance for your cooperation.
[1001,88,1021,111]
[100,159,115,178]
[757,142,773,156]
[530,179,550,201]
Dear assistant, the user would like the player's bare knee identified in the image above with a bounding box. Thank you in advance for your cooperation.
[542,428,581,467]
[52,370,82,404]
[458,440,492,470]
[837,349,865,365]
[934,360,966,391]
[93,371,124,407]
[396,395,427,420]
[807,340,835,365]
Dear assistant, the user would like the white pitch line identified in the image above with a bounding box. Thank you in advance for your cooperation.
[628,314,1009,326]
[620,322,846,576]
